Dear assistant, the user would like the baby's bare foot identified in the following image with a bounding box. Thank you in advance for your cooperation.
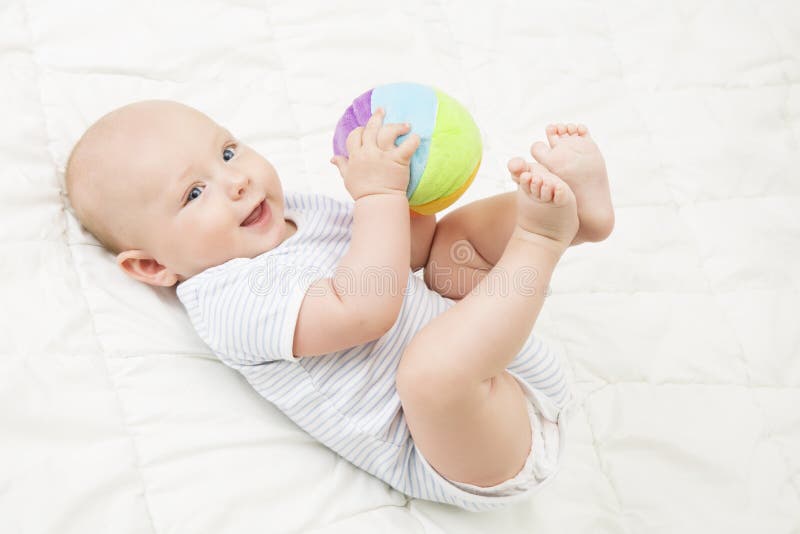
[512,162,578,249]
[508,124,614,243]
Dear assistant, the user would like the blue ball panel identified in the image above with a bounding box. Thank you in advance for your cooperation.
[371,83,438,198]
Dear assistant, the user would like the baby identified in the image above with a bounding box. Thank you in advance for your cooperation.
[65,100,613,511]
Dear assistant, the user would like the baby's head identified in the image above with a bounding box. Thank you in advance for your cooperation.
[65,100,297,286]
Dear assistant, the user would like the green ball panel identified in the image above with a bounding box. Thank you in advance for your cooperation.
[408,89,482,207]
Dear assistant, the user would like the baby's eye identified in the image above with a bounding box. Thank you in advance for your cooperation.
[185,185,203,204]
[223,146,236,162]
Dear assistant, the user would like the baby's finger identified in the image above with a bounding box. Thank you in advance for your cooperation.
[345,127,364,155]
[362,107,384,147]
[393,133,420,162]
[377,122,411,151]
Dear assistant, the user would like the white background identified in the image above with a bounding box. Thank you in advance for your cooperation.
[0,1,798,533]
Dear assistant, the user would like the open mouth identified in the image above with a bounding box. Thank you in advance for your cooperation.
[240,199,269,227]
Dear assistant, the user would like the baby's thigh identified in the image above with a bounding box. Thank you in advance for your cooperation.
[396,354,531,488]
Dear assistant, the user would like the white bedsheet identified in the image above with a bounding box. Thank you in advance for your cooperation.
[1,1,798,532]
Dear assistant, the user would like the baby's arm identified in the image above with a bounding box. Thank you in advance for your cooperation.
[292,109,420,358]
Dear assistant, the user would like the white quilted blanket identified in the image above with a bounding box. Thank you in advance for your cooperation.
[1,1,798,532]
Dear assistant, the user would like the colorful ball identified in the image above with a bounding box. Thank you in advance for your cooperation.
[332,82,482,215]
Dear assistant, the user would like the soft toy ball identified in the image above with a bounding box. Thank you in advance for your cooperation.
[333,82,482,215]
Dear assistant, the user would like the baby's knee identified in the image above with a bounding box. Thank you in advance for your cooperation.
[396,345,487,412]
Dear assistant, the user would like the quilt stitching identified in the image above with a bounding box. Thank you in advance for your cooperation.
[581,403,634,533]
[546,8,651,531]
[751,4,799,147]
[262,3,312,191]
[18,0,160,532]
[600,3,800,511]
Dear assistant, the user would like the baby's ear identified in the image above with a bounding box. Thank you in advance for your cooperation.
[117,250,179,287]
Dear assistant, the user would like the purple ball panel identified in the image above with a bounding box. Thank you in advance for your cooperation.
[332,88,373,157]
[351,88,374,123]
[332,107,357,157]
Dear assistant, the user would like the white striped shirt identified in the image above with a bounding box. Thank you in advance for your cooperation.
[177,191,571,511]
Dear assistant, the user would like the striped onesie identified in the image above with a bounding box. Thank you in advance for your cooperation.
[176,191,573,511]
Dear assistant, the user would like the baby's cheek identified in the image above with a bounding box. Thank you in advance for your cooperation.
[178,218,222,260]
[196,221,230,255]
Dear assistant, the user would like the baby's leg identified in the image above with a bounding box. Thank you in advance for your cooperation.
[424,193,576,301]
[396,167,578,487]
[427,124,613,300]
[423,191,516,300]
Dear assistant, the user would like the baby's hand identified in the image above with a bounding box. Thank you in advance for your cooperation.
[330,108,420,200]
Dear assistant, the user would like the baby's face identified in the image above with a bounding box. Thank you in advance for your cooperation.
[108,102,296,284]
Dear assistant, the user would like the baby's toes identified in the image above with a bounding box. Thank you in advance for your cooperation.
[519,171,533,196]
[539,176,555,202]
[507,156,527,177]
[546,125,559,147]
[551,178,572,205]
[530,141,553,168]
[527,160,551,176]
[566,123,577,135]
[523,171,543,199]
[577,124,590,136]
[531,177,545,201]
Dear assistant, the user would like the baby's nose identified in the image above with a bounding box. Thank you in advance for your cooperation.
[227,172,250,198]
